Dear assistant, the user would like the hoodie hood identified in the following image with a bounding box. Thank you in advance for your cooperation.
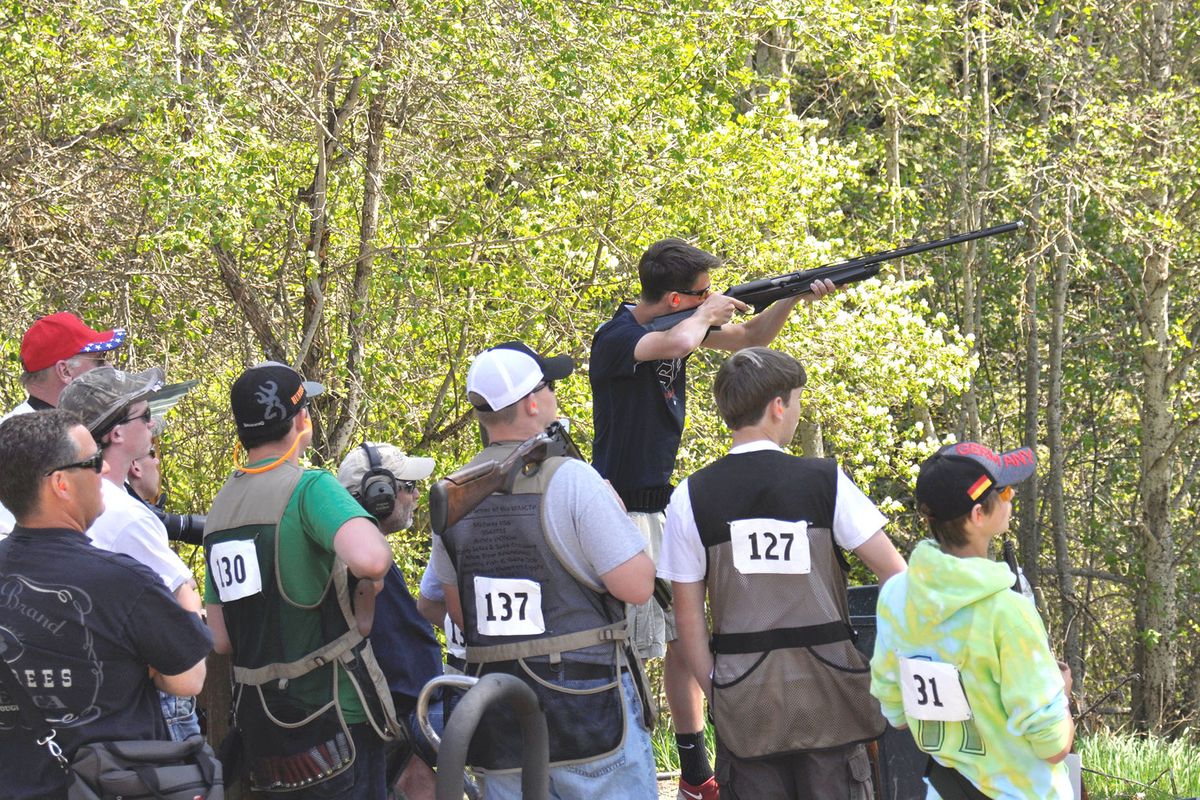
[903,540,1017,626]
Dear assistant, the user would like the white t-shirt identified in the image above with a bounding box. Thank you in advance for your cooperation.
[658,440,887,583]
[88,479,193,592]
[0,401,35,536]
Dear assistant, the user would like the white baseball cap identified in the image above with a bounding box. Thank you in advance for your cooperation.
[466,341,574,412]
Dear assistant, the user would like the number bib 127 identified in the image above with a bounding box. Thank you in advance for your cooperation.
[899,656,972,721]
[473,576,546,637]
[729,518,811,575]
[209,540,263,603]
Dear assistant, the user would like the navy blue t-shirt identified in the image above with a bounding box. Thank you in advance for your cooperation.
[0,527,213,800]
[370,564,442,713]
[590,305,689,501]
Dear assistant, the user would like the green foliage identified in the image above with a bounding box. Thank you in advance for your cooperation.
[5,0,1200,738]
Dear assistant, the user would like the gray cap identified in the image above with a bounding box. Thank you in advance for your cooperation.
[60,366,166,437]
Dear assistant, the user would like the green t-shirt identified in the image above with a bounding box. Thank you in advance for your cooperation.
[205,464,375,722]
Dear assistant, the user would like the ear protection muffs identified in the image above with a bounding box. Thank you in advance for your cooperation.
[358,442,396,520]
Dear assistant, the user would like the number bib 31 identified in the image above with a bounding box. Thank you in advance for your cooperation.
[473,576,546,636]
[729,518,811,575]
[899,656,972,721]
[209,539,264,602]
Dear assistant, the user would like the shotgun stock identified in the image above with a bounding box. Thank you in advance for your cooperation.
[429,421,580,536]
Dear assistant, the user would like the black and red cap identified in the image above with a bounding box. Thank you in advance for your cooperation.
[916,442,1036,521]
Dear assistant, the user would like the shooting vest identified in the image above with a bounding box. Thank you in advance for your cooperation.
[440,443,636,773]
[688,450,885,759]
[203,462,399,792]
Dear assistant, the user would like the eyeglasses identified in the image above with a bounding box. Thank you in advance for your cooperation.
[117,407,152,427]
[533,379,556,394]
[44,449,104,476]
[676,283,712,298]
[997,485,1015,502]
[395,479,418,494]
[73,355,109,367]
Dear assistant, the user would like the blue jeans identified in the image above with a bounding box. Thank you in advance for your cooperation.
[159,692,201,742]
[480,672,657,800]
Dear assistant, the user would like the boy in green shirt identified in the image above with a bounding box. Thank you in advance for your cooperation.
[870,442,1074,799]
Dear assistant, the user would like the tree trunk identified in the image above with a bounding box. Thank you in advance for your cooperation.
[1019,12,1057,591]
[956,0,984,442]
[329,82,387,459]
[1134,0,1177,735]
[884,6,903,255]
[1047,183,1081,694]
[798,418,824,458]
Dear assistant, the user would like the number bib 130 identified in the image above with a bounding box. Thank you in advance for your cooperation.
[209,540,263,603]
[899,656,972,721]
[729,518,810,575]
[473,576,545,637]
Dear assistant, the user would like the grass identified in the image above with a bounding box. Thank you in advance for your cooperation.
[1079,731,1200,799]
[650,724,1200,798]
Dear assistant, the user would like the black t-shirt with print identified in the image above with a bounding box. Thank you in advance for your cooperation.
[590,304,689,503]
[0,527,212,799]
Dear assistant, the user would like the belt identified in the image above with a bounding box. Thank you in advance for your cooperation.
[616,485,674,513]
[478,659,615,682]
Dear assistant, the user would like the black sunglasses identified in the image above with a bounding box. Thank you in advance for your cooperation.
[117,407,153,426]
[395,478,418,494]
[676,283,712,297]
[45,449,104,476]
[532,379,556,394]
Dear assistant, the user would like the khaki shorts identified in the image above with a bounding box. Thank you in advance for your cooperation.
[626,511,676,660]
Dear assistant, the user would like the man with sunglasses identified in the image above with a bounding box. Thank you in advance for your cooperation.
[59,366,205,741]
[589,238,835,799]
[0,312,127,537]
[0,410,210,799]
[870,442,1075,799]
[337,442,441,800]
[430,341,657,800]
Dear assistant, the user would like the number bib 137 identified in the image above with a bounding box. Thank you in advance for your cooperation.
[729,518,811,575]
[473,576,545,637]
[899,656,972,721]
[209,540,263,603]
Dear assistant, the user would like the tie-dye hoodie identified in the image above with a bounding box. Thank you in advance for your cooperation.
[870,540,1072,799]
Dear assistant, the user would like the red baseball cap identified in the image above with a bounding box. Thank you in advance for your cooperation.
[20,313,127,372]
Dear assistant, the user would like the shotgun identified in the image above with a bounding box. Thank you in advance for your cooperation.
[644,221,1023,332]
[428,421,581,536]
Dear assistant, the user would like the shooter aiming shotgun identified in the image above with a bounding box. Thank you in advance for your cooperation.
[644,221,1023,332]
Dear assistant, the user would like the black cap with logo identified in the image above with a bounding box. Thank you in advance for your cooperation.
[230,361,324,433]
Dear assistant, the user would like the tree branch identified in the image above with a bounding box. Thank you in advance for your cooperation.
[0,114,136,174]
[212,243,288,363]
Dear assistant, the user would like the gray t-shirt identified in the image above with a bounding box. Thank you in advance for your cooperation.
[431,458,646,590]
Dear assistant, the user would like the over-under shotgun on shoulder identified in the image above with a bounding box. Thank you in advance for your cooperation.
[429,421,582,536]
[644,221,1023,332]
